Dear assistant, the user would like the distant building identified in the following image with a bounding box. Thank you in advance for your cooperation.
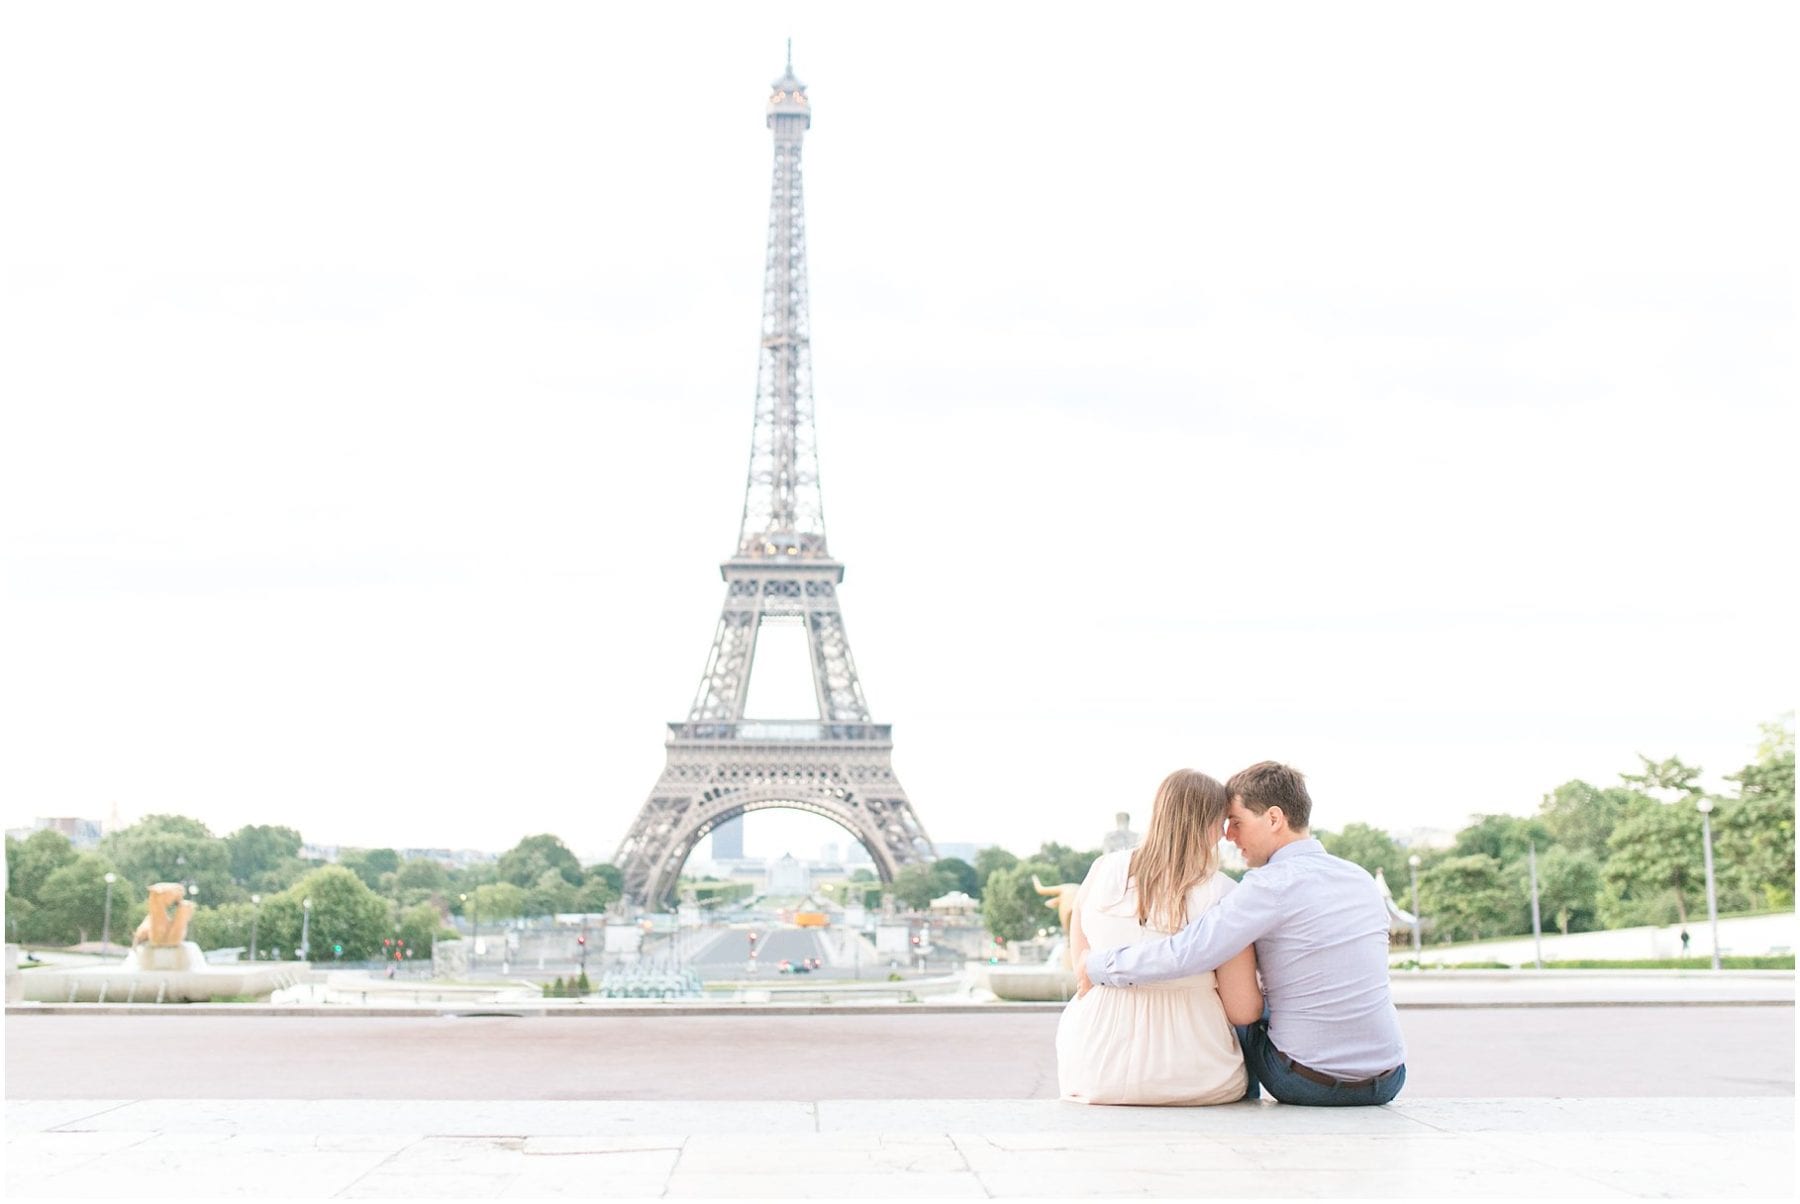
[1396,827,1456,851]
[711,816,745,860]
[767,852,809,896]
[928,890,979,917]
[932,841,987,864]
[6,817,104,849]
[301,843,494,867]
[396,847,497,868]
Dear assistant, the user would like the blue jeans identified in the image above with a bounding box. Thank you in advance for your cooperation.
[1232,1018,1405,1106]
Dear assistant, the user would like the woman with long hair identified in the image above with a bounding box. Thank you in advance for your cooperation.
[1056,768,1263,1104]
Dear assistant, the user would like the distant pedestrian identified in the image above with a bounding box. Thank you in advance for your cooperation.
[1680,929,1691,955]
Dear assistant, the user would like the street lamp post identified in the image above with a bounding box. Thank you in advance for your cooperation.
[249,895,261,962]
[101,872,117,950]
[300,897,313,961]
[1527,842,1544,970]
[1697,798,1722,972]
[1408,855,1423,961]
[461,892,479,976]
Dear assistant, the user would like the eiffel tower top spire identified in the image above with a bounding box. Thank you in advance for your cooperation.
[737,48,825,561]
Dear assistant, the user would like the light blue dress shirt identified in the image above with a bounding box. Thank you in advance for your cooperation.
[1084,838,1406,1079]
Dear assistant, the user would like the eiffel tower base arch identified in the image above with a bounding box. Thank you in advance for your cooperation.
[615,730,934,909]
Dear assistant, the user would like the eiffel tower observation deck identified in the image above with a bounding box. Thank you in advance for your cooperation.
[614,50,936,908]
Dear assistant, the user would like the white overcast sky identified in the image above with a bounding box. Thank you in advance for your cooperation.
[3,1,1794,865]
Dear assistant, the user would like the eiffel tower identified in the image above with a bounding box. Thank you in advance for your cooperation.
[614,51,935,908]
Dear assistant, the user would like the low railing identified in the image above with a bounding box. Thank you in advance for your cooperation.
[667,721,892,742]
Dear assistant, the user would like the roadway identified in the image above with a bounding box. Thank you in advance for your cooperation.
[7,1006,1790,1100]
[681,926,831,977]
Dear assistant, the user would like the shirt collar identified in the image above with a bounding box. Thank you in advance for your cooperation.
[1267,837,1324,865]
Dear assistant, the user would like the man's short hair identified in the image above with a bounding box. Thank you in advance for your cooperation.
[1227,761,1312,832]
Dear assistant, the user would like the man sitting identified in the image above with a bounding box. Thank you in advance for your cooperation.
[1078,761,1407,1106]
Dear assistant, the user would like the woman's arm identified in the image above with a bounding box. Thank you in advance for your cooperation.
[1213,945,1263,1026]
[1069,899,1090,973]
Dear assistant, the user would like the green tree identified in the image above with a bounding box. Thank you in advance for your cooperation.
[187,900,258,953]
[974,846,1019,895]
[258,866,391,961]
[100,815,235,904]
[1319,823,1409,889]
[891,864,941,911]
[471,881,528,922]
[1601,799,1705,927]
[573,876,619,914]
[224,825,303,887]
[932,857,980,899]
[1538,780,1641,862]
[4,892,33,943]
[1717,716,1796,909]
[1533,846,1602,935]
[395,902,447,958]
[340,848,400,890]
[526,868,577,917]
[498,835,583,889]
[1418,854,1519,942]
[247,857,311,895]
[1622,754,1705,801]
[1033,843,1100,885]
[394,858,451,894]
[583,863,624,894]
[8,829,79,903]
[35,855,141,946]
[981,860,1059,943]
[448,862,499,898]
[1452,814,1552,865]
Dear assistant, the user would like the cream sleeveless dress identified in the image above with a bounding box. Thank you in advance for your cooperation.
[1056,848,1248,1105]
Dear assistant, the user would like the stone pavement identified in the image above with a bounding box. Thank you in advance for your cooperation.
[6,1096,1792,1199]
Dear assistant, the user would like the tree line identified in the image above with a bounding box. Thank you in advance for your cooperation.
[5,824,622,962]
[1339,719,1793,944]
[8,718,1789,956]
[960,718,1792,946]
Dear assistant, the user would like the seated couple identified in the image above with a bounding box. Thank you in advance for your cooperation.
[1058,761,1407,1107]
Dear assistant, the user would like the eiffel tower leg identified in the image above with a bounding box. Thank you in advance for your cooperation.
[803,580,871,723]
[615,733,935,909]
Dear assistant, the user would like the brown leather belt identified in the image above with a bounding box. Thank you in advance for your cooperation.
[1280,1053,1398,1091]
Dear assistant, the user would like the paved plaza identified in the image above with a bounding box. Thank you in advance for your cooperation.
[6,1003,1793,1100]
[7,976,1794,1198]
[6,1095,1792,1199]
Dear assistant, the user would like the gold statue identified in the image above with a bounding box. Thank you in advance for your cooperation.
[133,883,196,948]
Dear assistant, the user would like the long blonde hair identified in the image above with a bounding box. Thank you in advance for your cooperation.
[1128,769,1230,931]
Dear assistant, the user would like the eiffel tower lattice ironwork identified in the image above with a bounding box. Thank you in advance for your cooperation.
[614,53,935,908]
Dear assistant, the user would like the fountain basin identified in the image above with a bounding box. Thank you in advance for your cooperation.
[975,964,1078,1003]
[20,943,305,1003]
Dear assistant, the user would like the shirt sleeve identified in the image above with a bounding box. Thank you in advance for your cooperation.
[1085,869,1279,987]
